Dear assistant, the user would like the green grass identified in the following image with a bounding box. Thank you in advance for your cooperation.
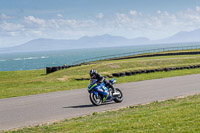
[1,50,200,132]
[1,52,200,99]
[4,94,200,133]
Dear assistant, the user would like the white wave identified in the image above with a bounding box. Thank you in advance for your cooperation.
[24,57,39,60]
[13,57,40,61]
[40,56,49,59]
[0,56,49,62]
[13,58,23,61]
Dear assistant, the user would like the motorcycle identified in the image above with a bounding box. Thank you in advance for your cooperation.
[88,78,123,106]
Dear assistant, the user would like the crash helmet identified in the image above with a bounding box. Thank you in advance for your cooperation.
[89,69,97,78]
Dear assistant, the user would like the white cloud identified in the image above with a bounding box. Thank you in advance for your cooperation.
[178,8,200,24]
[2,6,200,47]
[97,13,104,19]
[116,13,130,23]
[157,10,161,14]
[23,15,95,30]
[0,15,100,47]
[163,11,169,16]
[26,30,45,37]
[1,13,11,20]
[48,19,60,28]
[48,19,96,29]
[24,16,46,26]
[111,9,200,39]
[138,12,143,16]
[0,21,24,31]
[56,19,77,26]
[196,6,200,11]
[9,32,20,36]
[130,10,137,15]
[57,14,63,18]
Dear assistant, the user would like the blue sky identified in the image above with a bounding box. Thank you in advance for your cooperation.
[1,0,200,47]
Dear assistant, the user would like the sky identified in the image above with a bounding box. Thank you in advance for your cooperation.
[1,0,200,48]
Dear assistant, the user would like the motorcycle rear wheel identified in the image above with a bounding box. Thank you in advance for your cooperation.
[90,93,102,106]
[113,88,123,103]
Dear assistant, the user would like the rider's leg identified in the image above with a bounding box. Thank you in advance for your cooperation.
[104,79,117,95]
[97,88,108,102]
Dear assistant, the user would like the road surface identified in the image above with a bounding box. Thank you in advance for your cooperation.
[0,74,200,131]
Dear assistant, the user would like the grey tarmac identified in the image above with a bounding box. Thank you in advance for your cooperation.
[0,74,200,131]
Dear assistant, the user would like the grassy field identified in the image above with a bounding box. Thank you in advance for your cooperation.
[1,50,200,132]
[4,94,200,133]
[1,51,200,99]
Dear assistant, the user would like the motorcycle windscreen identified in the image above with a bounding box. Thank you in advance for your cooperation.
[90,79,97,84]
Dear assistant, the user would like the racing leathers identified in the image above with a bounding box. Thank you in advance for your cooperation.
[90,73,115,93]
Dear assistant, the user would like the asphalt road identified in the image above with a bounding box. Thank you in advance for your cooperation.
[0,74,200,131]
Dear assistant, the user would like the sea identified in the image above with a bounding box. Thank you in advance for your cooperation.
[0,43,199,71]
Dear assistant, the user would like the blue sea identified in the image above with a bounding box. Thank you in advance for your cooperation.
[0,43,199,71]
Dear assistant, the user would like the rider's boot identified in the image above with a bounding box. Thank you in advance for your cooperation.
[110,85,118,96]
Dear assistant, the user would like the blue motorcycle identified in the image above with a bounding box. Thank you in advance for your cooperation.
[88,78,123,106]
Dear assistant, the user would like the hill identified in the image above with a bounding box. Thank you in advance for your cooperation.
[1,28,200,53]
[0,34,150,53]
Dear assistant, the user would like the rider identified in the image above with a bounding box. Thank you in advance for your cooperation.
[89,69,117,96]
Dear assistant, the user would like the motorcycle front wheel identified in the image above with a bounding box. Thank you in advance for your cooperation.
[90,93,102,106]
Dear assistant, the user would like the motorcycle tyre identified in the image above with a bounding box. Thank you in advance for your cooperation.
[113,88,123,103]
[90,92,102,106]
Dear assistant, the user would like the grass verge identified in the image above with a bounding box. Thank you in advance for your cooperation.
[3,94,200,133]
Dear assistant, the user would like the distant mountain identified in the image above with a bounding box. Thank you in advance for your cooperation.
[1,28,200,53]
[155,29,200,43]
[0,34,150,53]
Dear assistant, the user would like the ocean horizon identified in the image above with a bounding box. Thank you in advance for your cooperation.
[0,43,199,71]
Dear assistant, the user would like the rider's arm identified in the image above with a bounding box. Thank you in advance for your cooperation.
[96,73,104,83]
